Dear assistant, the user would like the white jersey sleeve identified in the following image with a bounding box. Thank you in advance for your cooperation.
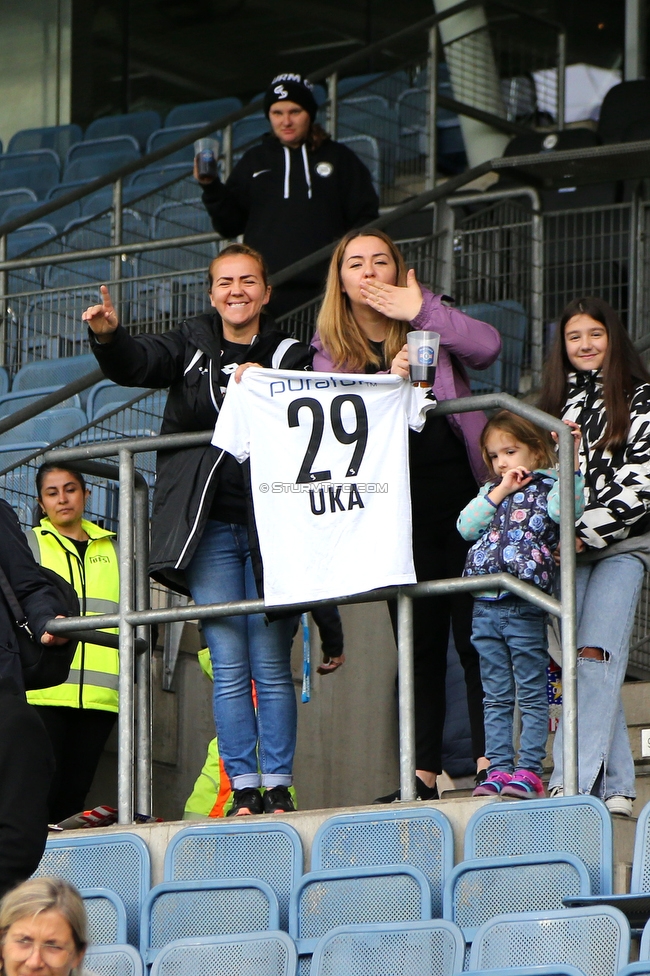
[401,381,438,432]
[211,368,255,461]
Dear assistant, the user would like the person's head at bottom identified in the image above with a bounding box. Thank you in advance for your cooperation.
[0,878,87,976]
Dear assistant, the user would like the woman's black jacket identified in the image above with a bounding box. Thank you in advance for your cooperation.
[89,313,313,594]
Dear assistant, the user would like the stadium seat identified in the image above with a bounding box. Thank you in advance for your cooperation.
[0,388,82,419]
[311,807,453,918]
[465,967,586,976]
[8,124,83,160]
[13,352,100,392]
[0,188,38,222]
[562,799,650,931]
[443,853,591,944]
[338,73,383,97]
[80,185,152,217]
[233,113,269,153]
[0,369,10,397]
[467,905,630,976]
[87,381,153,420]
[7,223,57,292]
[165,97,242,127]
[64,151,140,184]
[618,966,650,976]
[46,180,95,202]
[21,291,102,363]
[148,932,297,976]
[146,125,214,165]
[339,136,380,194]
[464,796,614,896]
[0,150,61,198]
[33,832,151,945]
[0,442,48,472]
[337,96,397,184]
[126,162,193,193]
[339,71,410,105]
[3,200,81,235]
[309,920,465,976]
[83,944,144,976]
[163,821,303,931]
[0,407,86,447]
[140,879,280,964]
[460,301,528,396]
[66,136,141,167]
[642,918,650,959]
[290,866,431,974]
[85,111,162,151]
[81,887,128,945]
[140,199,215,277]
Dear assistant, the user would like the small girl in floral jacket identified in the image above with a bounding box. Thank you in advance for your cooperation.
[457,410,584,799]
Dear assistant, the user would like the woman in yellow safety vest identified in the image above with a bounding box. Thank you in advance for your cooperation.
[26,462,120,825]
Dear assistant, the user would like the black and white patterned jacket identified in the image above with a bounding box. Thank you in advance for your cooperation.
[564,370,650,549]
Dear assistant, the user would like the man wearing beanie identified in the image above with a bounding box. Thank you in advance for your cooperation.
[197,72,379,318]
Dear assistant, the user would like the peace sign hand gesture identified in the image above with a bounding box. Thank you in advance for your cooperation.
[82,285,119,342]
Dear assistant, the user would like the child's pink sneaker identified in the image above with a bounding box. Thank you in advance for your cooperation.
[472,769,513,797]
[501,769,545,799]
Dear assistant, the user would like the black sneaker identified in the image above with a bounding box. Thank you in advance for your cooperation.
[227,787,263,817]
[263,785,296,814]
[373,776,439,803]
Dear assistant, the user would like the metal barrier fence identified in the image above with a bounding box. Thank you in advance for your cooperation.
[39,392,578,824]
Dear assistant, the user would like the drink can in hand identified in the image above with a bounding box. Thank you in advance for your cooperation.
[194,138,219,179]
[407,330,440,387]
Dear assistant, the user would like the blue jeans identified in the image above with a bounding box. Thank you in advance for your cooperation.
[472,596,549,775]
[550,553,644,799]
[185,520,297,790]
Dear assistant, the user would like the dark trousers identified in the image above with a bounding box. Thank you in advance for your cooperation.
[389,478,486,773]
[33,705,117,824]
[0,688,54,896]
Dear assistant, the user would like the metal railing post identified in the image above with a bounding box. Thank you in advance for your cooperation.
[557,32,566,131]
[111,178,123,314]
[426,27,439,192]
[222,124,233,181]
[134,480,152,816]
[397,590,416,802]
[327,73,338,139]
[558,421,578,794]
[0,235,6,368]
[530,201,544,388]
[117,448,135,823]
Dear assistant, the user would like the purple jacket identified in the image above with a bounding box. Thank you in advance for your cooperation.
[310,288,501,482]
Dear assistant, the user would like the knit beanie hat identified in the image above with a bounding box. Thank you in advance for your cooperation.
[263,73,318,120]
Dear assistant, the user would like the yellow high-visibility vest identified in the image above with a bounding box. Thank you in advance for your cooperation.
[26,518,119,712]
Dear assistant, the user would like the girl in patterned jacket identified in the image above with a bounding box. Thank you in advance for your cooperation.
[458,412,583,799]
[538,296,650,815]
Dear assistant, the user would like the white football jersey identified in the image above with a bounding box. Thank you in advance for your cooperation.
[212,368,435,606]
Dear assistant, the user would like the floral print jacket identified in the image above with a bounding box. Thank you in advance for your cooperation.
[457,469,585,599]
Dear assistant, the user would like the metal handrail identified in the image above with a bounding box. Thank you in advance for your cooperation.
[43,390,578,823]
[0,0,564,239]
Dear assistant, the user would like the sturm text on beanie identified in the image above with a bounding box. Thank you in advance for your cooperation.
[263,73,318,121]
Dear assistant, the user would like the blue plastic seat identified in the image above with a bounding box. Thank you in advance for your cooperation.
[233,113,269,152]
[21,293,101,362]
[468,905,630,976]
[337,96,397,185]
[0,388,82,419]
[8,124,82,160]
[81,887,128,945]
[290,866,431,974]
[164,821,303,931]
[339,135,380,193]
[460,300,528,396]
[0,442,49,471]
[140,879,280,964]
[310,920,465,976]
[149,932,297,976]
[464,796,614,896]
[642,917,650,958]
[311,807,453,918]
[563,799,650,931]
[7,223,57,258]
[0,369,10,397]
[64,150,140,184]
[0,151,60,198]
[85,112,162,151]
[444,853,591,944]
[165,98,242,127]
[0,188,38,221]
[0,408,87,447]
[13,353,99,392]
[146,125,216,165]
[127,162,193,193]
[141,200,215,275]
[33,832,151,945]
[80,185,152,217]
[3,200,80,235]
[83,944,144,976]
[46,180,94,202]
[465,966,586,976]
[338,74,383,97]
[615,966,650,976]
[87,380,152,420]
[66,136,141,167]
